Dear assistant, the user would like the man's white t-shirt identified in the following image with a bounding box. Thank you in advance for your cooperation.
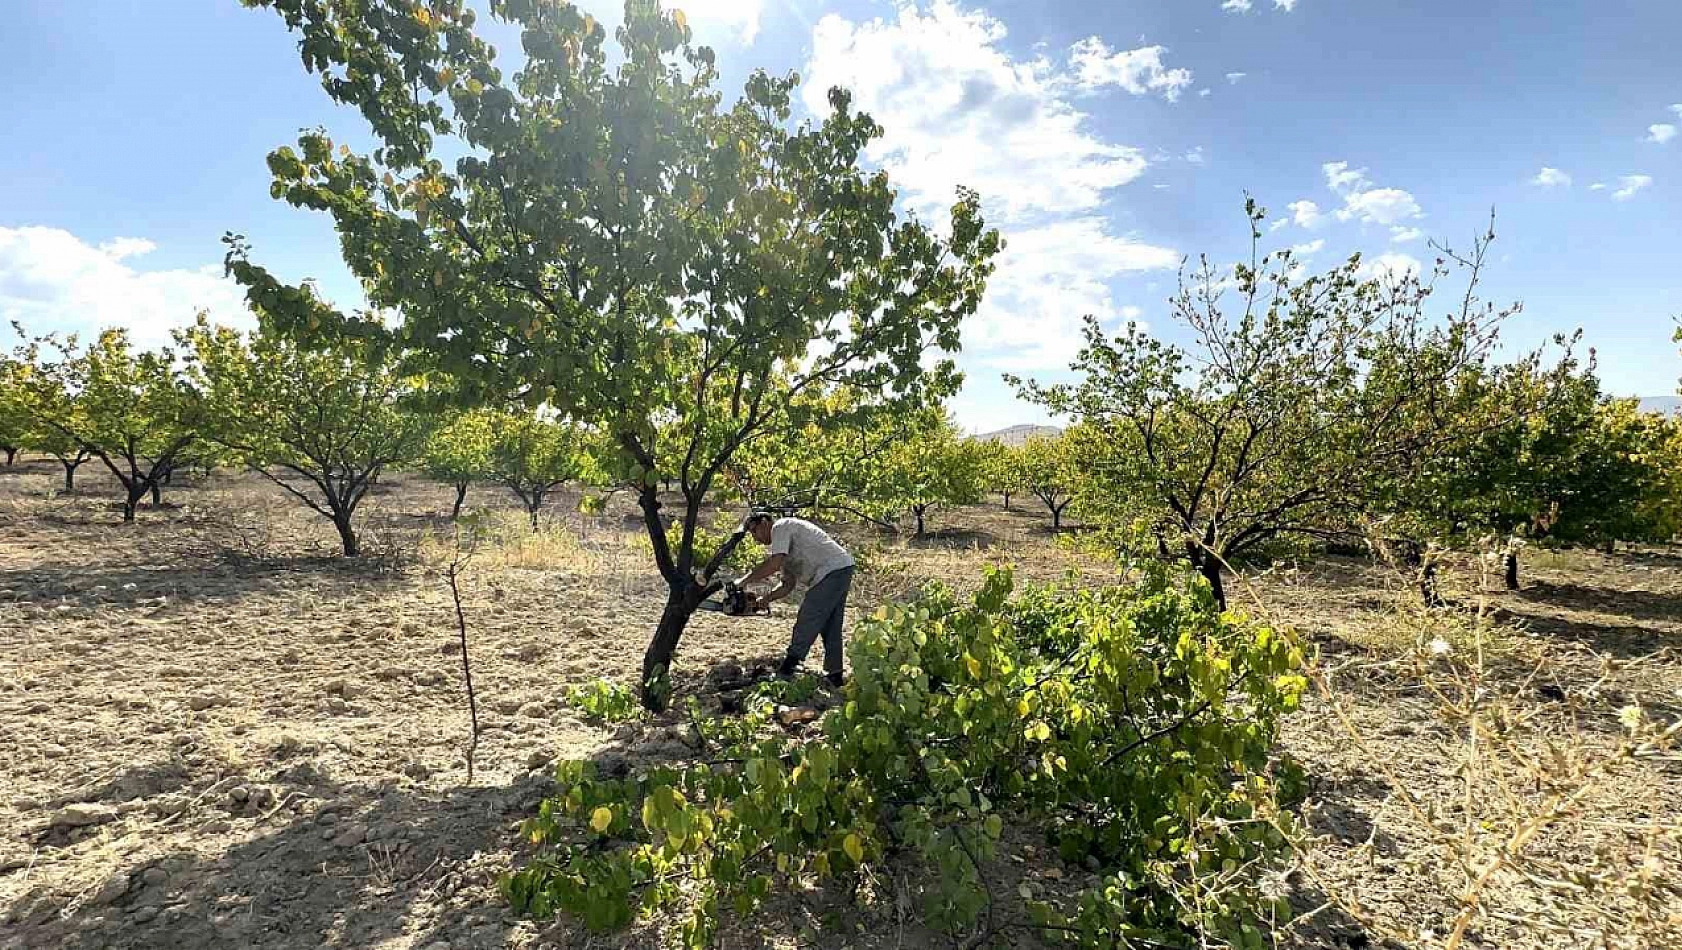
[769,517,854,588]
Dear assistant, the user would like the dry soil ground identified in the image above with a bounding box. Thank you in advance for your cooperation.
[2,460,1678,950]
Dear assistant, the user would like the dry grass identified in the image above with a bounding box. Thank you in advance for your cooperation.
[1,459,1678,950]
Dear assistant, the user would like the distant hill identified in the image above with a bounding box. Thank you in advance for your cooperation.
[973,424,1062,446]
[1637,396,1682,416]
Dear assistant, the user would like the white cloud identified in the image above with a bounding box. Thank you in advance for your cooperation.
[1288,239,1325,257]
[1275,0,1299,10]
[1198,87,1212,97]
[1389,226,1425,243]
[1222,0,1253,10]
[1530,166,1572,187]
[1184,146,1206,164]
[1356,252,1422,283]
[98,237,159,261]
[1648,124,1678,144]
[1286,199,1326,229]
[1069,38,1194,102]
[1225,72,1247,84]
[1322,160,1368,192]
[807,4,1153,221]
[1612,175,1653,201]
[574,0,762,44]
[1338,187,1422,225]
[1588,182,1607,191]
[805,2,1178,374]
[0,226,251,349]
[1323,161,1424,226]
[966,219,1176,371]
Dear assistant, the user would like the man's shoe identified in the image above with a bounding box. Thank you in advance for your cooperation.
[776,657,800,680]
[825,671,846,689]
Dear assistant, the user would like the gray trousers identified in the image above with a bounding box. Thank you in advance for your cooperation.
[786,566,854,675]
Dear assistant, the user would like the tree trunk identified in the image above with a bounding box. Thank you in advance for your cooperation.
[122,486,144,523]
[1600,539,1616,555]
[914,507,927,537]
[1503,550,1520,591]
[640,593,697,712]
[150,481,162,506]
[527,500,541,530]
[62,461,81,493]
[1002,491,1011,510]
[334,515,360,557]
[1051,503,1065,531]
[2,446,16,466]
[451,482,469,520]
[1421,562,1444,608]
[1197,554,1226,610]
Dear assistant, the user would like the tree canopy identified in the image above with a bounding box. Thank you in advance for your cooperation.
[1015,205,1574,607]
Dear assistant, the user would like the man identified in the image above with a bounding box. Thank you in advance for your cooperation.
[739,512,856,686]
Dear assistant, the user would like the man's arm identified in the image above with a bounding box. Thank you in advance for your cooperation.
[754,566,796,606]
[741,553,786,586]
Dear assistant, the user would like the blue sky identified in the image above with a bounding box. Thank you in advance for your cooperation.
[3,0,1679,431]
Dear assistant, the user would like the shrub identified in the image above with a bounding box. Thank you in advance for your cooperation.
[565,680,643,725]
[504,565,1306,947]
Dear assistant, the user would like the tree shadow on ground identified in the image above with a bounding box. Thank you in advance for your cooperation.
[1283,882,1405,949]
[35,759,196,815]
[1517,581,1682,625]
[1494,605,1674,660]
[0,554,405,610]
[3,772,665,950]
[1305,772,1402,859]
[907,527,999,550]
[1613,548,1682,571]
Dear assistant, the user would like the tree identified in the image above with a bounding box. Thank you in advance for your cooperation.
[234,0,1000,708]
[882,411,986,537]
[732,402,983,536]
[16,327,199,522]
[423,408,495,518]
[181,318,428,557]
[1015,205,1572,608]
[0,355,27,467]
[1019,432,1076,530]
[487,411,585,529]
[977,440,1024,510]
[32,420,94,494]
[7,342,96,491]
[1400,365,1679,589]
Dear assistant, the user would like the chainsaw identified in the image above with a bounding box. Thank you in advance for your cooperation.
[698,580,771,617]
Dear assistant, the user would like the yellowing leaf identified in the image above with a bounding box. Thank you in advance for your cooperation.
[590,806,613,833]
[964,654,981,678]
[672,9,688,31]
[842,833,864,864]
